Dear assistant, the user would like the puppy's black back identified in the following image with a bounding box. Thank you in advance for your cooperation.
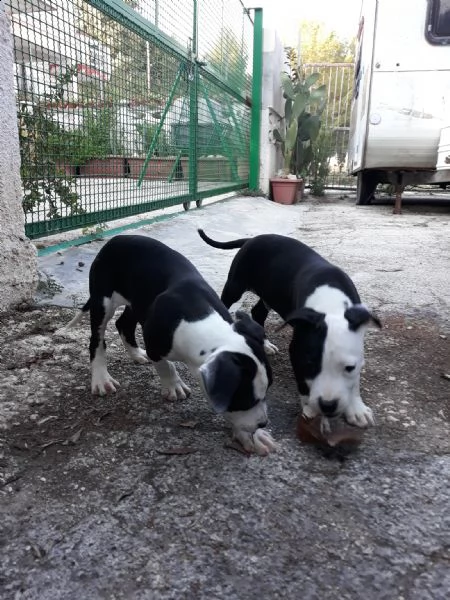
[89,235,230,324]
[226,234,360,319]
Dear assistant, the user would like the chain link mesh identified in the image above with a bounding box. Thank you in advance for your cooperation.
[303,63,355,190]
[6,0,255,238]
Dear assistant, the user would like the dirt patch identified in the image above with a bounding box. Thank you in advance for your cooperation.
[0,306,449,599]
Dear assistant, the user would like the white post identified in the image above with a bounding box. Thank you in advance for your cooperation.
[259,27,285,195]
[0,1,37,311]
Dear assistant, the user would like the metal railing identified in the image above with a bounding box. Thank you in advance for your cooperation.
[7,0,259,238]
[303,62,355,189]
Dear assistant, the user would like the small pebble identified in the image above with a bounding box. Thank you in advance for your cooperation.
[386,415,399,423]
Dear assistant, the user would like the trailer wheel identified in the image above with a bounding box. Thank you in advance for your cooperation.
[356,171,378,205]
[195,199,203,208]
[183,202,191,211]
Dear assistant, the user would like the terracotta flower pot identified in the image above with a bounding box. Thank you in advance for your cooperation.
[270,177,303,205]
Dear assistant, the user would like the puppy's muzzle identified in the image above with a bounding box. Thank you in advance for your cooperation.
[318,397,339,417]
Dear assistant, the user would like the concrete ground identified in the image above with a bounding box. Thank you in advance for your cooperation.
[1,194,449,599]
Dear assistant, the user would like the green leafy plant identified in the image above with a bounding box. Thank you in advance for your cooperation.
[18,65,84,219]
[136,122,171,157]
[273,62,327,177]
[309,130,333,196]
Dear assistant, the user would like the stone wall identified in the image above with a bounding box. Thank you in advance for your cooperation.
[0,1,37,311]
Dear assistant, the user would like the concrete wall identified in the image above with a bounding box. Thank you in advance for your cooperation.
[0,1,37,311]
[259,28,286,195]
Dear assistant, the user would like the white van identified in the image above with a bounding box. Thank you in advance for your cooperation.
[348,0,450,204]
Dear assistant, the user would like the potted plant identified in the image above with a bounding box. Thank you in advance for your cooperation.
[78,108,126,177]
[271,68,327,204]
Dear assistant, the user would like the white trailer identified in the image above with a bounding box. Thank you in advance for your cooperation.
[348,0,450,208]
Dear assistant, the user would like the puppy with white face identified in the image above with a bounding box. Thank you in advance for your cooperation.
[286,294,381,426]
[198,230,382,428]
[162,308,275,454]
[64,235,276,455]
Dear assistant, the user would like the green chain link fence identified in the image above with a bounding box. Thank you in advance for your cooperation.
[7,0,259,238]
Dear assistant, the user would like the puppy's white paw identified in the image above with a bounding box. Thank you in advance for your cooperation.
[120,335,149,364]
[128,347,149,364]
[91,372,120,396]
[161,379,191,401]
[344,399,375,427]
[263,339,279,356]
[234,428,278,456]
[302,403,319,419]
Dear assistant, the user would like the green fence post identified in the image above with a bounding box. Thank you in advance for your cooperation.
[189,0,198,199]
[249,7,263,191]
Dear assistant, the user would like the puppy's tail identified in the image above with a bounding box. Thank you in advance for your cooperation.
[65,299,91,329]
[197,228,249,250]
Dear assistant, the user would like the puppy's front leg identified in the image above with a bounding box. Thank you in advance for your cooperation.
[154,359,191,401]
[90,299,120,396]
[344,395,375,427]
[263,338,279,356]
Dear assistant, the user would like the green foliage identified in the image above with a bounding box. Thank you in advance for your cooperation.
[44,107,114,167]
[18,66,84,219]
[298,21,355,64]
[296,21,355,132]
[273,53,327,176]
[77,108,114,162]
[136,122,171,157]
[309,131,333,196]
[76,0,180,105]
[204,29,249,95]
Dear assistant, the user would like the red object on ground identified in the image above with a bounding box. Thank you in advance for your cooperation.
[296,415,365,447]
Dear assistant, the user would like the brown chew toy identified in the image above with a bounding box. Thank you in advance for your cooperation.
[297,415,365,447]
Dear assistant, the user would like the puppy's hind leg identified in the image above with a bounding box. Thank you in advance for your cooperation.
[252,299,278,355]
[221,279,245,310]
[251,298,269,326]
[90,297,120,396]
[116,307,148,364]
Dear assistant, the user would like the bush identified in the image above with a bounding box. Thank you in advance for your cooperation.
[309,131,333,196]
[136,122,171,157]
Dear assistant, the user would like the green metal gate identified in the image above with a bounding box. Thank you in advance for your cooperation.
[303,62,355,189]
[7,0,261,238]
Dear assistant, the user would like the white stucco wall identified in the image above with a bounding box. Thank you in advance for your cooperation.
[259,28,285,194]
[0,1,37,311]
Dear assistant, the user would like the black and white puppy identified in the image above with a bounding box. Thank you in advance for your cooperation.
[65,234,276,455]
[198,230,381,428]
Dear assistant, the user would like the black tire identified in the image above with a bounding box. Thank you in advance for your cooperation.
[183,202,191,211]
[356,171,378,205]
[195,199,203,208]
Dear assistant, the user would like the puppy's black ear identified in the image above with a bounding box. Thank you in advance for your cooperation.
[233,310,265,344]
[345,305,382,331]
[199,352,240,413]
[279,307,325,331]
